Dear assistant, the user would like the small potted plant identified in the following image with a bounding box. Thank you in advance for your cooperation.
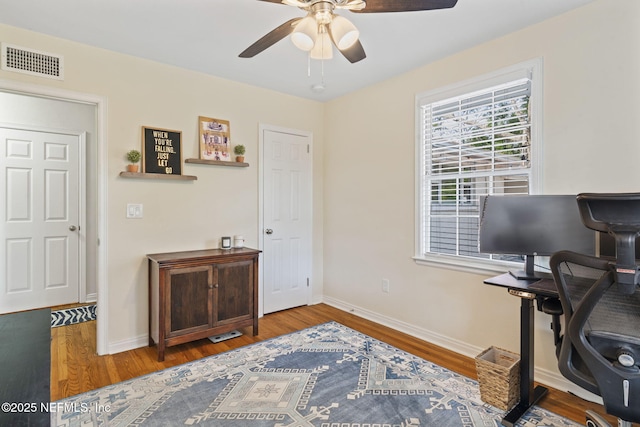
[234,145,246,163]
[126,149,142,173]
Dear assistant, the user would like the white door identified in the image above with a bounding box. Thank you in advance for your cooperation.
[261,127,312,314]
[0,126,82,313]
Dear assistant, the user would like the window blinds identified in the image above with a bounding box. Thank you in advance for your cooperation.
[420,78,532,259]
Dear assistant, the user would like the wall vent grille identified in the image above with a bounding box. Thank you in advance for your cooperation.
[1,43,64,80]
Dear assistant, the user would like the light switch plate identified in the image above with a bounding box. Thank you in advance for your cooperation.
[127,203,143,219]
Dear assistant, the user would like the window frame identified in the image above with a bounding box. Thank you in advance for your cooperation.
[414,59,544,274]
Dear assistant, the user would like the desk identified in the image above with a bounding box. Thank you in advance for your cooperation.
[484,273,558,427]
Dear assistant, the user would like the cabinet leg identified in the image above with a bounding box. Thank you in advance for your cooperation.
[253,320,259,336]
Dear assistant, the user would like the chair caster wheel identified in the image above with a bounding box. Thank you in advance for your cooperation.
[585,410,610,427]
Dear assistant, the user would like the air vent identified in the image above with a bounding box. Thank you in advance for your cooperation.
[1,43,64,80]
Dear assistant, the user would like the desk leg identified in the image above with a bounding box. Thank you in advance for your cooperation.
[501,297,548,427]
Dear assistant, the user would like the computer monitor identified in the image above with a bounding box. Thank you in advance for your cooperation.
[479,195,596,280]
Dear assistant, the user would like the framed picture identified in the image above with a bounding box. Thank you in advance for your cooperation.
[199,116,231,161]
[142,126,182,175]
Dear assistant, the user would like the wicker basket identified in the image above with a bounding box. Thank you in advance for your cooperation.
[475,346,520,411]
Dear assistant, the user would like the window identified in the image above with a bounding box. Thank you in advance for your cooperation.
[415,61,542,271]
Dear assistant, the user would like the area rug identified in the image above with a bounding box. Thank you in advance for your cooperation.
[51,304,96,328]
[51,322,580,426]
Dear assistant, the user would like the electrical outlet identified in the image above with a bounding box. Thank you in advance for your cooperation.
[126,203,143,219]
[382,278,390,293]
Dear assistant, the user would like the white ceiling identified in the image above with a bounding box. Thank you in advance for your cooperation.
[0,0,594,101]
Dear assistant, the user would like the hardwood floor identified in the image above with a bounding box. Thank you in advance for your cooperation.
[51,303,614,425]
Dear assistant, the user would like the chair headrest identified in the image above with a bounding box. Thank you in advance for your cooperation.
[578,193,640,293]
[577,193,640,232]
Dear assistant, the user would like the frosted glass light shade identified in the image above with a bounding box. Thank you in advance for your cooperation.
[330,15,359,49]
[291,16,317,51]
[310,31,333,59]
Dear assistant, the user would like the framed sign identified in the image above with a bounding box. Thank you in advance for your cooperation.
[199,116,231,161]
[142,126,182,175]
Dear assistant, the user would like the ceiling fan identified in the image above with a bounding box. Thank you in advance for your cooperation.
[239,0,459,64]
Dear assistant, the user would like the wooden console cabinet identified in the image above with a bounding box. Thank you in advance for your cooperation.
[147,248,260,361]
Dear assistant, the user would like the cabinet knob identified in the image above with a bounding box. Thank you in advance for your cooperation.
[214,284,219,288]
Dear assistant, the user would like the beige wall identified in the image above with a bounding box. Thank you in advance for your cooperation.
[1,0,637,397]
[323,0,640,395]
[0,24,325,351]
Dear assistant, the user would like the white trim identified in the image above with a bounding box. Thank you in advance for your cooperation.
[96,93,108,356]
[0,78,109,355]
[258,123,313,317]
[413,255,514,276]
[416,58,542,108]
[107,333,148,355]
[528,58,544,194]
[78,131,87,303]
[323,295,482,357]
[414,58,544,270]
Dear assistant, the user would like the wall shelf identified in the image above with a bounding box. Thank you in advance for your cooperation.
[119,172,197,181]
[185,158,249,168]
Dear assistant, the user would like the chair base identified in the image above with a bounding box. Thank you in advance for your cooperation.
[585,410,632,427]
[586,410,610,427]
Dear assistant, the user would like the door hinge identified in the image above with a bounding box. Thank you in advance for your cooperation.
[307,144,310,154]
[307,278,310,287]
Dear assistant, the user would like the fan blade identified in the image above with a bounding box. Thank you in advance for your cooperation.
[239,18,301,58]
[338,40,366,63]
[257,0,285,4]
[353,0,458,13]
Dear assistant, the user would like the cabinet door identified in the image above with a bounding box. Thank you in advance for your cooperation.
[165,265,213,337]
[213,260,254,326]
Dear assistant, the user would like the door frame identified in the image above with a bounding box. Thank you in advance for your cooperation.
[258,123,313,317]
[0,78,109,355]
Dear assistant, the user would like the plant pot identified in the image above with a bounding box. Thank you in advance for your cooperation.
[127,164,139,173]
[236,156,245,163]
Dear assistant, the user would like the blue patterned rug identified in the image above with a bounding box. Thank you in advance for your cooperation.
[51,304,96,328]
[51,322,580,426]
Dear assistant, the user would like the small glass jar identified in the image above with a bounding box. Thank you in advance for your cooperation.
[234,235,244,248]
[221,236,231,249]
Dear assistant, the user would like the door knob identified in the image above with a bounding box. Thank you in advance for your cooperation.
[265,229,273,235]
[69,225,78,231]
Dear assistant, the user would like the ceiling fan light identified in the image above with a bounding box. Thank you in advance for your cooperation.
[291,16,317,51]
[330,15,359,50]
[310,30,333,59]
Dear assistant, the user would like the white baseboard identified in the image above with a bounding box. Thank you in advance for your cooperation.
[322,295,482,357]
[108,333,149,355]
[322,295,603,405]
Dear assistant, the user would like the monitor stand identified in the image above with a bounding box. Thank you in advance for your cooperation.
[509,255,549,281]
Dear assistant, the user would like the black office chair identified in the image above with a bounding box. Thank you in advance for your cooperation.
[550,193,640,427]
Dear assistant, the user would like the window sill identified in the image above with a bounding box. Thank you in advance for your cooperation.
[413,254,515,277]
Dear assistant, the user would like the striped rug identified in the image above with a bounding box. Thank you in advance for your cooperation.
[51,304,96,327]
